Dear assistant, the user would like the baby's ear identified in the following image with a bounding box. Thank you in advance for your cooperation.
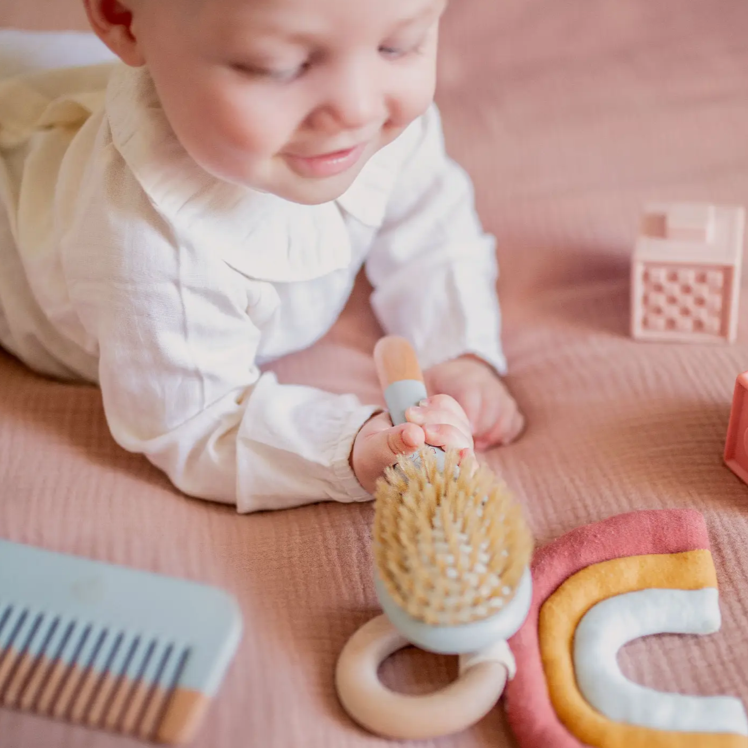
[82,0,146,67]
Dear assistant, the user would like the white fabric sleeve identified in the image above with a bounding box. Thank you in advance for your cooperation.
[67,166,377,513]
[365,105,507,375]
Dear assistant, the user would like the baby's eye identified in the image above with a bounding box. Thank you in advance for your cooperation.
[379,39,426,60]
[231,61,310,83]
[379,45,409,60]
[379,45,404,59]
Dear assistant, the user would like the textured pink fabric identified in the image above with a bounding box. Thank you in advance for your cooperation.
[505,509,710,748]
[1,1,748,747]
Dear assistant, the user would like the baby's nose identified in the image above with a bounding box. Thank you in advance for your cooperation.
[315,61,387,131]
[332,92,382,130]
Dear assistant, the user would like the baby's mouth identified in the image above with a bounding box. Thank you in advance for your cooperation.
[282,143,367,179]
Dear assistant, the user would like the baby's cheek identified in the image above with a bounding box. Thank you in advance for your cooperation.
[389,43,438,126]
[182,85,296,181]
[390,80,435,131]
[211,96,290,164]
[216,93,290,154]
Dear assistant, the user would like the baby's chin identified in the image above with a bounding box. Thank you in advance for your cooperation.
[265,153,374,205]
[201,162,363,205]
[261,177,354,205]
[198,142,380,205]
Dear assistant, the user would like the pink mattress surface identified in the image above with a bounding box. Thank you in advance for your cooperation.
[1,1,747,747]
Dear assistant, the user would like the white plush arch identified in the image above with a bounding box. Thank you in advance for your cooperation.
[573,587,748,736]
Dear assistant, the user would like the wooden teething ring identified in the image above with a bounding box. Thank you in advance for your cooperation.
[335,614,508,740]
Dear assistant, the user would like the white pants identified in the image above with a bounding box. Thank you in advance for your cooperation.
[0,30,115,374]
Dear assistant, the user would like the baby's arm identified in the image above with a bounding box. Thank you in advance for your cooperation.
[66,174,480,510]
[365,106,524,448]
[67,183,388,512]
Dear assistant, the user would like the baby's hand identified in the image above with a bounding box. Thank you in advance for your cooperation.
[424,356,525,452]
[351,395,474,494]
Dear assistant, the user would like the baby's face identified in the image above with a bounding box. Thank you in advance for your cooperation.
[132,0,446,204]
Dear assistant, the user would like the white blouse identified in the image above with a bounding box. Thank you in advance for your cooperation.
[0,58,506,512]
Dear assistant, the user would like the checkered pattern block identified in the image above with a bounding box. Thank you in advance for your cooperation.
[638,264,730,336]
[631,203,744,343]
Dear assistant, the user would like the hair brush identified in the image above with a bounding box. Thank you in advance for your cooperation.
[336,336,534,740]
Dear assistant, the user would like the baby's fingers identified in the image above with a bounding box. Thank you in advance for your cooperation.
[406,400,471,437]
[422,423,473,453]
[501,409,526,445]
[387,422,425,455]
[475,406,526,450]
[351,417,427,494]
[426,393,470,418]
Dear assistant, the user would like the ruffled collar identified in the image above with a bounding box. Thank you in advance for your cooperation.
[105,64,414,282]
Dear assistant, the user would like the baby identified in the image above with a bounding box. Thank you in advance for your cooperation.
[0,0,524,511]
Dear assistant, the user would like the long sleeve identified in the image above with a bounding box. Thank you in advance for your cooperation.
[365,105,507,375]
[66,152,378,513]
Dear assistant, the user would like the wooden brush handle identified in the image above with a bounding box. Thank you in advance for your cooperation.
[373,336,424,390]
[373,336,428,427]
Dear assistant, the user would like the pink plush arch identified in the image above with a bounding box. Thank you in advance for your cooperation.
[503,509,711,748]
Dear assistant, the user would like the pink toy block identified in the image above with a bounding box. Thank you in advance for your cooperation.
[725,371,748,486]
[631,202,744,343]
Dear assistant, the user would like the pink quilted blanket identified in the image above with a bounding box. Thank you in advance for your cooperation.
[1,1,747,746]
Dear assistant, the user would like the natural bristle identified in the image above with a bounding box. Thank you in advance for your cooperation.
[373,449,533,627]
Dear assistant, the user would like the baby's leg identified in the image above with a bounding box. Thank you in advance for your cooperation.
[0,29,115,80]
[0,30,114,377]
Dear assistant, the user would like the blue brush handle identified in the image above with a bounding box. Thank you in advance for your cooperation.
[382,379,428,427]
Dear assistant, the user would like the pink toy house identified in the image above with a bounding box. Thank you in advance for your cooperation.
[725,371,748,486]
[632,203,744,343]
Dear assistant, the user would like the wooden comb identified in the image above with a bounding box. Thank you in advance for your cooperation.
[0,539,241,743]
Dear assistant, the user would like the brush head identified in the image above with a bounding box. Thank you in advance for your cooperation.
[373,448,533,629]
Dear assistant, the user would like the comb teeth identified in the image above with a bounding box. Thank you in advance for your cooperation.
[0,601,190,740]
[373,449,534,627]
